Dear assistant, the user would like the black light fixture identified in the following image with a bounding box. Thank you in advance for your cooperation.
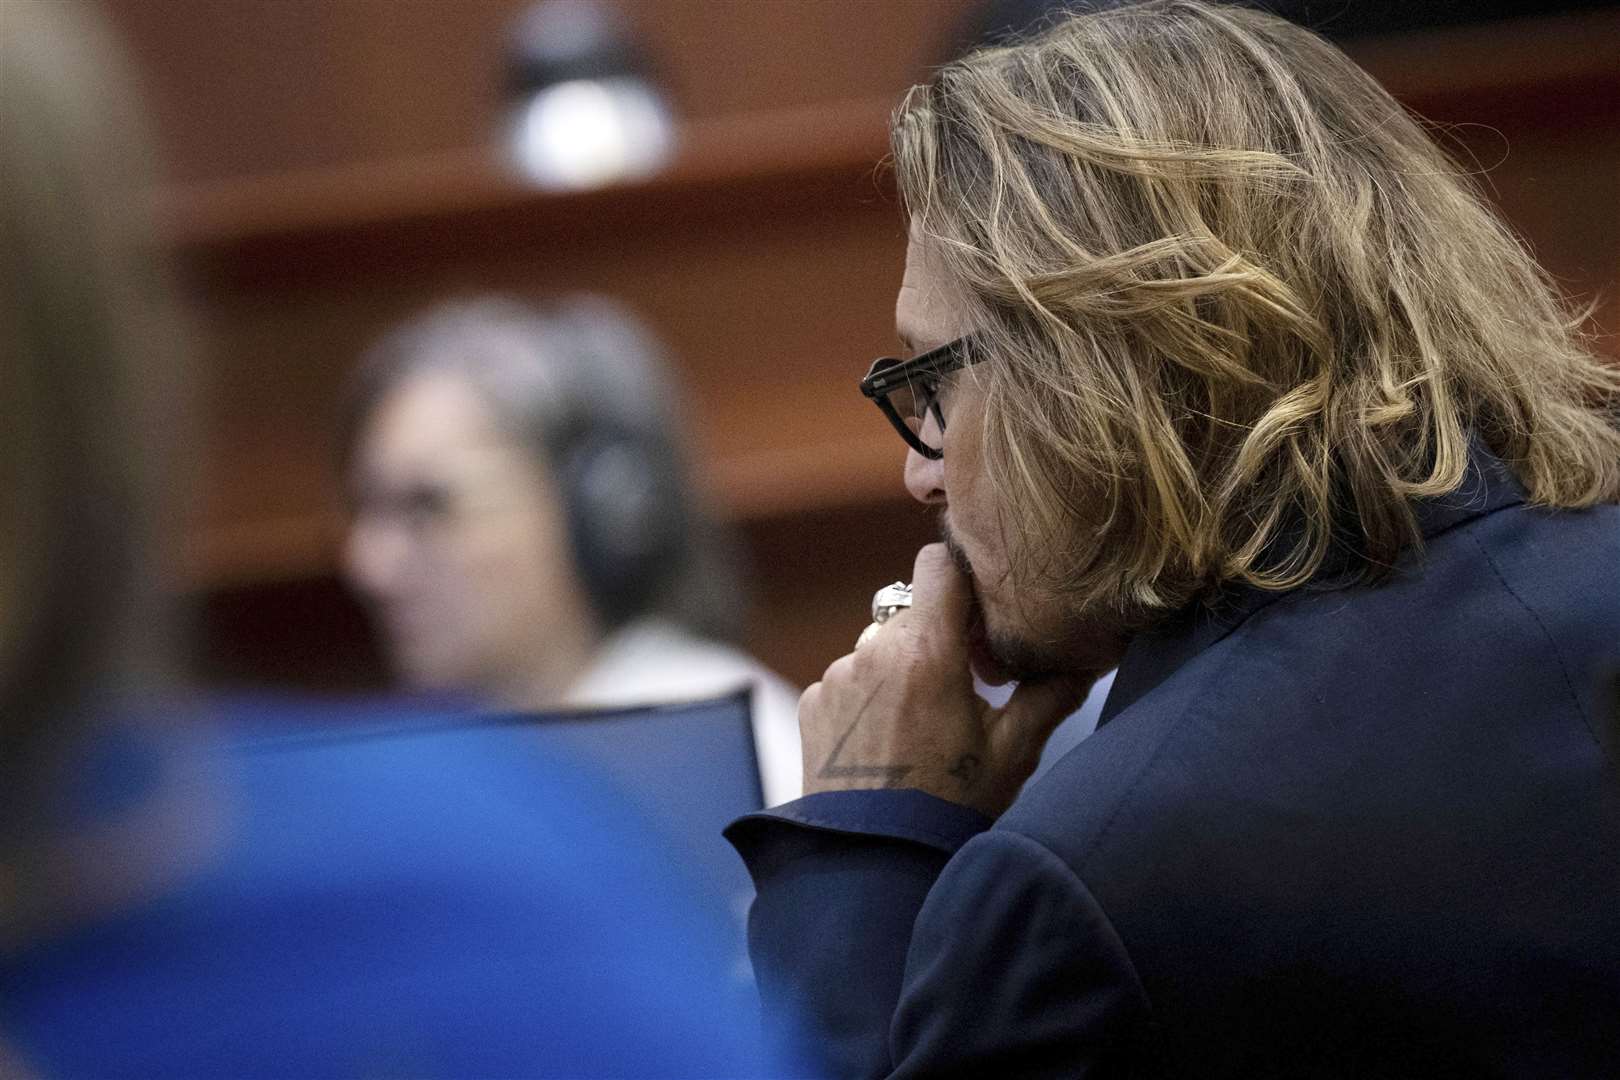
[504,0,676,191]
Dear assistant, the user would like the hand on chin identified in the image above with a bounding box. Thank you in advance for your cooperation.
[797,543,1096,817]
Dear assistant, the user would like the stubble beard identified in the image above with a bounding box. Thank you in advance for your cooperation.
[940,517,1074,685]
[940,513,1131,684]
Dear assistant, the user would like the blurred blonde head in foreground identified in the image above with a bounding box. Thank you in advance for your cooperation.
[1,0,189,854]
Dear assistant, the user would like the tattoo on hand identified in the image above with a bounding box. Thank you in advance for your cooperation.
[816,685,914,787]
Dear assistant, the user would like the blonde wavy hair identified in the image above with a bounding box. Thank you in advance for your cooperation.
[893,0,1620,617]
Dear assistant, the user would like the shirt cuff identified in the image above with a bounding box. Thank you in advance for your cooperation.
[725,788,994,863]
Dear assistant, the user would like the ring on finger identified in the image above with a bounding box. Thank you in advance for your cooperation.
[854,581,913,651]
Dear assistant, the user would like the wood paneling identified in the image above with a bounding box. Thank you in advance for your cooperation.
[172,101,910,590]
[1344,12,1620,337]
[104,0,981,184]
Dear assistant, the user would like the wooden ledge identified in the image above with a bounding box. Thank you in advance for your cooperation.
[160,96,896,253]
[156,7,1620,257]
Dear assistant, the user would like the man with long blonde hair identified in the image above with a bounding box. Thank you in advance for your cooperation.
[727,1,1620,1074]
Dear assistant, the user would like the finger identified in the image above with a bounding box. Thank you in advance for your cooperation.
[821,653,856,688]
[907,542,973,639]
[992,672,1096,764]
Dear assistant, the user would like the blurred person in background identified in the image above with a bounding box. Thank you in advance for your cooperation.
[341,296,803,805]
[726,1,1620,1075]
[0,4,782,1075]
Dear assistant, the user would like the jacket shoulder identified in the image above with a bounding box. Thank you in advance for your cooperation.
[1001,500,1620,866]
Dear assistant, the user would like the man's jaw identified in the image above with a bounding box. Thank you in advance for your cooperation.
[941,518,1019,686]
[941,514,1103,687]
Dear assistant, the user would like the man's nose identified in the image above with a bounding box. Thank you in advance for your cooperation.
[904,447,945,506]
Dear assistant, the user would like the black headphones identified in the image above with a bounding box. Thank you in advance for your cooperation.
[528,295,694,630]
[553,417,688,630]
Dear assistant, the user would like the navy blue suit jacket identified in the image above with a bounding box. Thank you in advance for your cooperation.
[728,452,1620,1077]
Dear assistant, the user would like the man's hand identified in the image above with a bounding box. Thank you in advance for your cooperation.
[798,543,1096,818]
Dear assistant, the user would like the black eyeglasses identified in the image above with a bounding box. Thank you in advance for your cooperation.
[860,336,979,460]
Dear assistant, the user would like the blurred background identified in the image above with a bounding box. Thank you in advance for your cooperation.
[97,0,1618,696]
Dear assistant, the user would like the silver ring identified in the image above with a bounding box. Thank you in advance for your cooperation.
[871,581,913,625]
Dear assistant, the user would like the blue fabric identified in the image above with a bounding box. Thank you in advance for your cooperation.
[4,697,787,1078]
[727,451,1620,1077]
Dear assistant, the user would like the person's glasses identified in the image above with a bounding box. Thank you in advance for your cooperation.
[860,336,978,460]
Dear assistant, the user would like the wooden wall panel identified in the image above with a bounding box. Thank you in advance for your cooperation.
[177,148,911,584]
[1475,129,1620,336]
[104,0,980,183]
